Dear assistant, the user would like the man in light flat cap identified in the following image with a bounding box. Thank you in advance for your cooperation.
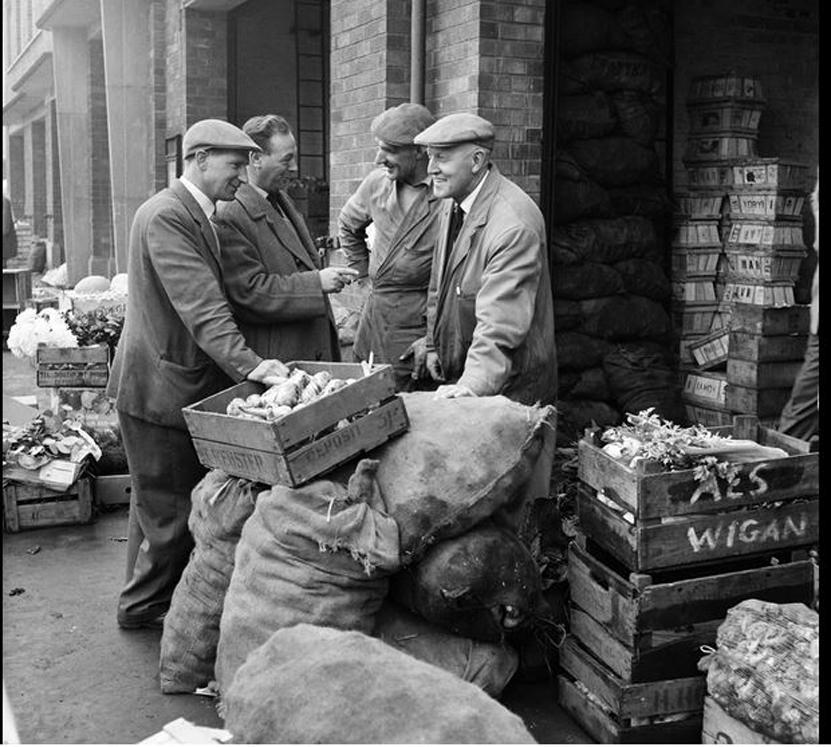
[403,111,557,407]
[108,118,291,631]
[215,114,355,363]
[337,102,442,390]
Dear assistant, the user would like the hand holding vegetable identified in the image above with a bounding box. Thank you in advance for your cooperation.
[247,359,291,386]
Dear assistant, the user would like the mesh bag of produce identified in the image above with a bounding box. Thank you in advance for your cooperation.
[698,599,818,743]
[215,460,400,693]
[222,624,536,744]
[159,470,263,693]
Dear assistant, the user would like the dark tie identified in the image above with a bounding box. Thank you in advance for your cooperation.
[448,203,464,249]
[267,192,287,220]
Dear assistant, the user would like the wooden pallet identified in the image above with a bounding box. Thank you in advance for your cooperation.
[183,361,409,486]
[576,417,818,572]
[567,539,816,682]
[3,477,93,532]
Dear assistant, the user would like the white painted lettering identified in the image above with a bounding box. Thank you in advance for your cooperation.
[782,514,807,540]
[687,524,722,552]
[739,519,760,543]
[760,520,780,543]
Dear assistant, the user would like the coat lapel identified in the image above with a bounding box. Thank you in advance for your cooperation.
[375,186,435,279]
[274,189,319,270]
[171,179,221,269]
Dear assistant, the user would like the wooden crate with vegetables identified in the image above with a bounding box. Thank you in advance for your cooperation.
[576,412,818,572]
[182,361,409,486]
[35,344,110,388]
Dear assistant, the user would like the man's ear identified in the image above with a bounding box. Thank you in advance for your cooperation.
[471,147,488,174]
[194,150,210,171]
[249,150,261,167]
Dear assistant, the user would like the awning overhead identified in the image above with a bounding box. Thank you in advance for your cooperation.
[37,0,99,30]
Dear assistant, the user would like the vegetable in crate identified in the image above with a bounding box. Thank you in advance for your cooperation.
[61,308,125,354]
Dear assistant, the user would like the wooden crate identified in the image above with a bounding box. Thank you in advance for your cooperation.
[720,281,795,308]
[672,220,720,247]
[723,248,805,283]
[729,303,810,336]
[681,370,727,409]
[723,220,803,249]
[671,246,722,278]
[567,540,815,682]
[689,328,729,370]
[94,474,132,506]
[557,671,703,744]
[701,696,781,744]
[727,358,803,389]
[725,383,792,418]
[35,345,110,388]
[686,158,810,192]
[683,134,757,163]
[686,102,764,135]
[685,403,734,428]
[182,361,409,486]
[687,74,764,102]
[672,279,717,303]
[725,191,805,220]
[675,193,724,219]
[672,302,719,334]
[3,477,93,532]
[729,330,807,362]
[576,419,819,572]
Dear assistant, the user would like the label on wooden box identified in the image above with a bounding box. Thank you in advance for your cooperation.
[683,372,727,407]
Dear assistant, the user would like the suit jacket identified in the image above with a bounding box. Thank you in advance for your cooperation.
[426,166,558,405]
[214,183,339,362]
[107,179,262,429]
[3,196,17,260]
[338,170,441,386]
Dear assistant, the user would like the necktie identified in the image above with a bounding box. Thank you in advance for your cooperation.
[208,213,221,257]
[448,203,464,249]
[267,192,287,220]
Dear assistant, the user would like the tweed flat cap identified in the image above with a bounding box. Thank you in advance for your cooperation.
[413,112,495,148]
[371,103,436,147]
[182,119,261,158]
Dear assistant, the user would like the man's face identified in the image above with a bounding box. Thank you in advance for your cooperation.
[426,144,484,201]
[374,140,421,184]
[253,132,298,194]
[198,149,250,202]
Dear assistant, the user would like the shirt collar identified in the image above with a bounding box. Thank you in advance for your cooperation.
[180,176,215,220]
[250,182,270,200]
[459,169,489,214]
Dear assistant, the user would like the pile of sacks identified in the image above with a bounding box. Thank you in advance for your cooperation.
[159,391,556,743]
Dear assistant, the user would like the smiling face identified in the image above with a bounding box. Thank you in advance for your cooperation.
[193,149,251,202]
[373,140,425,185]
[426,143,488,201]
[250,131,298,194]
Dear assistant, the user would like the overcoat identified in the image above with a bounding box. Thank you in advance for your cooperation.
[338,170,441,388]
[107,179,261,430]
[215,183,339,363]
[426,166,558,405]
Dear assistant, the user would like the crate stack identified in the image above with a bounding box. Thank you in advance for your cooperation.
[673,74,812,428]
[557,417,818,743]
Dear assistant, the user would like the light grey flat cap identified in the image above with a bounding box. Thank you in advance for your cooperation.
[413,112,495,149]
[371,103,436,147]
[182,119,262,158]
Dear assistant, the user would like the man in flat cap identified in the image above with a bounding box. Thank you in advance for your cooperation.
[337,102,442,390]
[108,118,290,631]
[404,112,557,406]
[215,114,356,363]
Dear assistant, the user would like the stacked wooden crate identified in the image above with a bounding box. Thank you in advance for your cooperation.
[557,417,818,743]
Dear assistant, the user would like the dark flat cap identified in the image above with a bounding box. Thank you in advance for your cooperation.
[182,119,261,158]
[371,103,436,147]
[413,112,495,148]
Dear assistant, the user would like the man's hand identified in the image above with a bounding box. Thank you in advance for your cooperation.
[247,359,290,386]
[400,337,445,382]
[435,384,475,399]
[319,267,360,294]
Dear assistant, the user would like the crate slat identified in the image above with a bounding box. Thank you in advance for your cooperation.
[727,358,804,389]
[728,331,808,362]
[725,384,792,417]
[3,477,93,532]
[728,303,810,335]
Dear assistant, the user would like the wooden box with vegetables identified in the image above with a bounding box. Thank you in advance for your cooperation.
[35,344,110,388]
[182,361,409,486]
[577,410,818,572]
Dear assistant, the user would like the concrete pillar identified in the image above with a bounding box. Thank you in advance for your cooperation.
[31,118,47,237]
[52,26,93,286]
[45,98,64,251]
[22,123,34,226]
[8,133,26,218]
[100,0,155,275]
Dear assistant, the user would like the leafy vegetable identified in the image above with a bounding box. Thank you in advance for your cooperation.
[62,308,124,353]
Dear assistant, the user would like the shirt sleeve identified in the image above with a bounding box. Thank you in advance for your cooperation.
[337,176,374,276]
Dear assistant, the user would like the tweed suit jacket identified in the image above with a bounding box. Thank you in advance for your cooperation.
[214,183,339,363]
[107,179,262,430]
[425,166,558,405]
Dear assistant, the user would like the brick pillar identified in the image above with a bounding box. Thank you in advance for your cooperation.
[425,0,545,202]
[328,0,412,231]
[30,118,47,237]
[151,0,168,190]
[89,36,115,277]
[22,123,34,227]
[8,132,25,219]
[45,99,64,253]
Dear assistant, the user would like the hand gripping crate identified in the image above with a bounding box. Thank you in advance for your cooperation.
[576,418,818,573]
[182,362,409,486]
[35,344,110,388]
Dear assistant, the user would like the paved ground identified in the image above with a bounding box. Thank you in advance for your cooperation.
[2,350,591,744]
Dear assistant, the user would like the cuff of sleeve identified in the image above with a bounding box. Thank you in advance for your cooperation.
[457,373,496,397]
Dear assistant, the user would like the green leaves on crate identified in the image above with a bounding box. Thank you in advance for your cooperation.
[62,308,124,352]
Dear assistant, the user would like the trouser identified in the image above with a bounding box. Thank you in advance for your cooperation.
[116,411,206,625]
[778,333,819,442]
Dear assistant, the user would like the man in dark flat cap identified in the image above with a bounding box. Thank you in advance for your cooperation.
[403,112,557,406]
[215,114,356,363]
[108,118,291,631]
[338,102,442,390]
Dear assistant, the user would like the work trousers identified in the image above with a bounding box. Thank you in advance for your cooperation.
[778,333,819,442]
[116,411,206,625]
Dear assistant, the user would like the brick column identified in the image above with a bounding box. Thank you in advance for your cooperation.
[45,98,64,252]
[31,118,47,238]
[8,132,26,219]
[89,36,115,277]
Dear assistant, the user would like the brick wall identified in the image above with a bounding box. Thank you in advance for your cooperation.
[47,98,64,252]
[165,0,186,139]
[8,133,25,219]
[30,118,47,237]
[151,0,169,189]
[184,9,228,125]
[89,36,114,273]
[673,0,818,187]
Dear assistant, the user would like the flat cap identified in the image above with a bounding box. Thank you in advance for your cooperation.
[413,112,495,149]
[371,103,436,147]
[182,119,261,159]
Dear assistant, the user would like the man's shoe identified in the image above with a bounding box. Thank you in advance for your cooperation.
[118,613,166,630]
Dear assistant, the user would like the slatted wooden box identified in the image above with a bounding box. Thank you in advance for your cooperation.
[723,248,805,283]
[723,220,803,249]
[566,539,815,683]
[684,403,734,428]
[3,476,93,532]
[576,419,818,572]
[672,302,719,335]
[686,102,764,135]
[720,281,795,308]
[671,246,722,278]
[558,638,704,744]
[681,370,728,410]
[689,327,730,370]
[701,696,782,744]
[729,302,810,336]
[35,344,110,388]
[724,384,793,419]
[686,158,809,192]
[683,134,757,163]
[182,361,409,486]
[729,329,808,363]
[673,220,720,247]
